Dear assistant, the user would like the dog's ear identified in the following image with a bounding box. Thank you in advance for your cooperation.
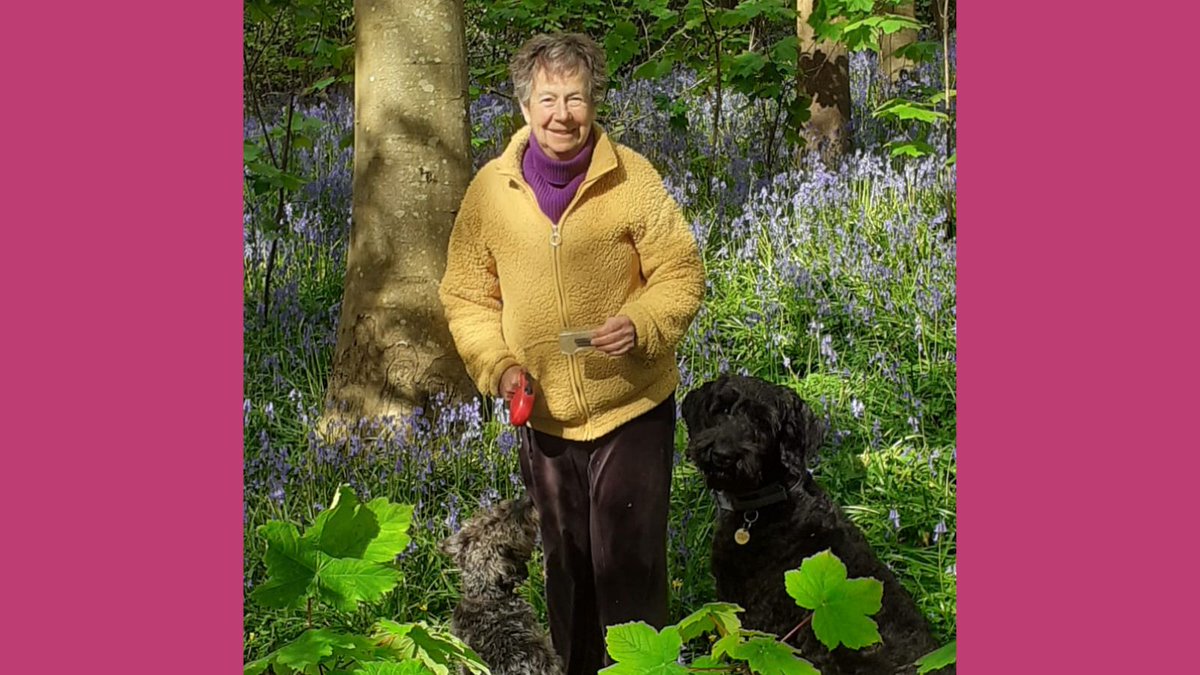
[777,388,826,477]
[681,384,706,431]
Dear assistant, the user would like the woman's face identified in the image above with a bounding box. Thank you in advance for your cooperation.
[520,67,595,161]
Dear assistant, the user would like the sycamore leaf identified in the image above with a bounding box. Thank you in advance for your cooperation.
[633,56,674,81]
[304,485,380,559]
[308,76,337,94]
[728,637,819,675]
[930,89,957,105]
[711,632,741,660]
[875,14,924,34]
[771,36,799,66]
[373,621,485,675]
[251,521,317,609]
[916,640,957,674]
[872,100,948,124]
[604,21,640,72]
[316,555,402,612]
[275,629,362,670]
[691,654,724,668]
[332,634,386,663]
[894,40,940,63]
[786,550,883,650]
[600,622,687,674]
[361,499,414,564]
[677,602,743,641]
[354,661,438,675]
[887,141,936,158]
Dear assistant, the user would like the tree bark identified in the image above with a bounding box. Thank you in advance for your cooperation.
[796,0,850,160]
[880,1,917,81]
[325,0,475,422]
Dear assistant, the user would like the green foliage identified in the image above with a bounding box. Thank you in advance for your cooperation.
[916,640,957,674]
[601,551,881,674]
[245,486,485,675]
[676,602,743,641]
[785,550,883,650]
[252,485,408,612]
[374,620,490,675]
[602,623,689,674]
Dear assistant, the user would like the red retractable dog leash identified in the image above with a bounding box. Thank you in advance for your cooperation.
[510,370,534,427]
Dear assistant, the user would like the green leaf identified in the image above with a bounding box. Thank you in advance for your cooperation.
[632,55,674,81]
[711,632,741,660]
[304,485,380,559]
[251,521,317,609]
[690,654,724,668]
[601,622,687,674]
[771,36,799,65]
[275,629,360,671]
[243,658,269,675]
[785,550,883,650]
[354,662,437,675]
[604,21,640,73]
[728,637,819,675]
[729,51,766,78]
[916,640,957,674]
[872,99,949,124]
[930,89,957,105]
[374,621,487,675]
[676,602,743,641]
[875,14,924,34]
[944,152,957,168]
[361,499,414,563]
[316,556,402,611]
[887,140,936,158]
[244,141,261,163]
[308,76,337,94]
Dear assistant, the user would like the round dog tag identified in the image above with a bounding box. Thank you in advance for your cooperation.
[734,528,751,545]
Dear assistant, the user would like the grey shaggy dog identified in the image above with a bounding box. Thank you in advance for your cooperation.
[440,496,563,675]
[682,374,951,675]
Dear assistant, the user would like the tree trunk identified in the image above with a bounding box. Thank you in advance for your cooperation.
[325,0,475,422]
[796,0,850,160]
[880,1,917,81]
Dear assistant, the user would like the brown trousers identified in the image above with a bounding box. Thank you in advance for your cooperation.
[518,394,675,675]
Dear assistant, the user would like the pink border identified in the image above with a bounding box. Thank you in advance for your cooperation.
[5,3,243,672]
[10,1,1200,672]
[961,1,1200,671]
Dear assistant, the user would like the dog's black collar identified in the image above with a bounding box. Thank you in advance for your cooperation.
[715,478,800,512]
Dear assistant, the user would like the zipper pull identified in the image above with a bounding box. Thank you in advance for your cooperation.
[550,223,562,247]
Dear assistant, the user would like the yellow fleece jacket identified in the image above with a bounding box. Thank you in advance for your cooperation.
[438,124,705,440]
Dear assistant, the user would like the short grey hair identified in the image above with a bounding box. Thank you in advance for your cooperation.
[510,33,608,107]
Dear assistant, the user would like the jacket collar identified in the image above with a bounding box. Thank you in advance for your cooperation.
[496,123,619,187]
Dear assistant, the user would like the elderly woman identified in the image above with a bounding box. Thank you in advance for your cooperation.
[439,33,705,675]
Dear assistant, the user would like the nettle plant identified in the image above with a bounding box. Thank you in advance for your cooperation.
[600,551,956,674]
[244,485,488,675]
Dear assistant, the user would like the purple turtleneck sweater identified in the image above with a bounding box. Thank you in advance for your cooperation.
[521,133,595,225]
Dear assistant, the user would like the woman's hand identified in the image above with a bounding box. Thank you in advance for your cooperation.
[500,365,526,401]
[591,315,637,356]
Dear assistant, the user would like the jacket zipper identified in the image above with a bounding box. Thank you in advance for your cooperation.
[513,178,595,432]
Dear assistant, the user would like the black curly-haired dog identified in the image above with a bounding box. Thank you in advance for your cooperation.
[682,374,950,675]
[440,496,563,675]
